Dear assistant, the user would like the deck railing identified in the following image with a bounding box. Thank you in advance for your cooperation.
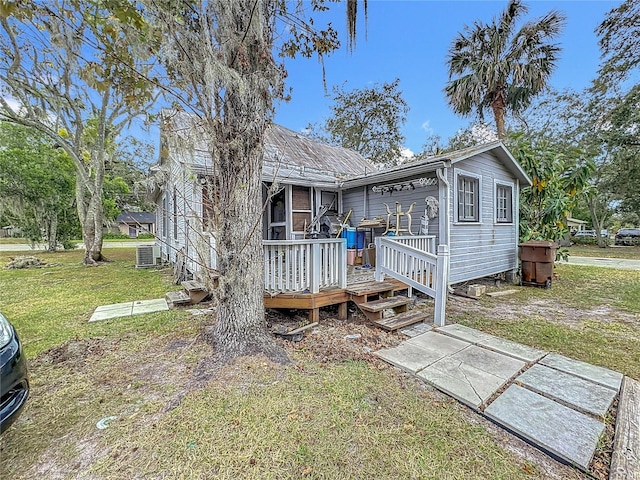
[375,235,448,326]
[391,235,436,255]
[263,238,347,294]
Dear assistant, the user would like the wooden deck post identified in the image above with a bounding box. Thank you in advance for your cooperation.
[310,241,321,294]
[434,244,449,326]
[374,237,383,282]
[339,238,348,289]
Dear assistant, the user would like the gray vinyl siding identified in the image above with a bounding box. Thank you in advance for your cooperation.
[342,174,440,244]
[448,152,518,284]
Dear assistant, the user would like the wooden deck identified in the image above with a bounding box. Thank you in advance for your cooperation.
[264,273,411,324]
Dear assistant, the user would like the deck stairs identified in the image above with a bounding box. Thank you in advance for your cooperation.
[166,280,209,307]
[346,279,428,331]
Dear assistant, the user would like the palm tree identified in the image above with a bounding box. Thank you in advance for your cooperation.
[445,0,565,140]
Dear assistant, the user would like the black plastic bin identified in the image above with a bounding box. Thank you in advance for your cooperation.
[519,240,558,288]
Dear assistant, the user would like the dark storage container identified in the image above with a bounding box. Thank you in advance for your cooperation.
[519,240,557,288]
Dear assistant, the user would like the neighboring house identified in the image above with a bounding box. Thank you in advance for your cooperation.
[150,112,531,324]
[566,217,588,233]
[115,212,156,238]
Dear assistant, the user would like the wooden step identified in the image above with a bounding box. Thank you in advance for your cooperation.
[181,280,209,304]
[181,280,206,292]
[166,290,191,306]
[347,280,404,296]
[373,311,428,332]
[358,296,413,313]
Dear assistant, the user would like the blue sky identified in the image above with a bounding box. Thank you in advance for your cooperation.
[273,0,619,155]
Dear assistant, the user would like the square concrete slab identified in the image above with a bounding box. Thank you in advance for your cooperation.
[451,344,526,380]
[485,385,605,469]
[407,331,469,353]
[132,298,169,315]
[540,353,623,391]
[89,304,133,322]
[93,302,134,312]
[480,336,547,363]
[417,345,525,409]
[437,324,494,343]
[516,364,617,418]
[375,343,446,374]
[399,323,433,337]
[417,353,508,409]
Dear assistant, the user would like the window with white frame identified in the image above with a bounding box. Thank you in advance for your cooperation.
[456,171,480,222]
[495,182,513,223]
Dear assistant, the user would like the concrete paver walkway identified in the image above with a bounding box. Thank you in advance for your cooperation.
[376,325,624,470]
[558,255,640,271]
[89,298,168,322]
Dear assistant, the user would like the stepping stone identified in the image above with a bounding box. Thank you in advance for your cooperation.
[540,353,623,391]
[131,298,169,315]
[89,302,133,322]
[437,324,494,343]
[407,331,469,353]
[375,343,443,374]
[516,364,617,418]
[485,385,605,469]
[417,345,525,409]
[437,324,546,362]
[376,332,468,375]
[479,336,547,363]
[399,322,433,337]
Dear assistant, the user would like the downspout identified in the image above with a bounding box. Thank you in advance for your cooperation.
[436,168,450,246]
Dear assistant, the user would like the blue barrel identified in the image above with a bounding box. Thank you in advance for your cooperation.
[345,227,357,248]
[357,231,365,249]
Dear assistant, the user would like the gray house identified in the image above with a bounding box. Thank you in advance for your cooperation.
[151,115,531,325]
[342,143,531,284]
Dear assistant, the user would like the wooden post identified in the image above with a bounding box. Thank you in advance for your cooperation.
[310,241,321,294]
[434,244,449,326]
[374,237,383,282]
[338,238,347,289]
[338,302,348,320]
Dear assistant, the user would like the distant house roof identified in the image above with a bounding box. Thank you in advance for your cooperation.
[342,141,532,188]
[117,212,155,224]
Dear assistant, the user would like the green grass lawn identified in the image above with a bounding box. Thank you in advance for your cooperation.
[0,249,181,357]
[567,244,640,260]
[3,249,637,478]
[0,249,559,479]
[452,263,640,380]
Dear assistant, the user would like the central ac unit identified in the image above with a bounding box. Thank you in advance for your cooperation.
[136,245,161,268]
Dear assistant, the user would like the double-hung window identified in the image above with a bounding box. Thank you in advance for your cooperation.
[495,182,513,223]
[456,171,480,222]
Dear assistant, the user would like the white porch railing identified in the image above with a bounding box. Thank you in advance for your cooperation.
[390,235,437,255]
[375,235,449,326]
[263,238,347,294]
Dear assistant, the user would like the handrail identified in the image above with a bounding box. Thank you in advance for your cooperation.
[263,238,347,294]
[388,235,436,254]
[375,236,449,326]
[375,238,438,296]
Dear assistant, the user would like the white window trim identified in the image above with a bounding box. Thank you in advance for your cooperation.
[494,179,515,225]
[454,168,482,225]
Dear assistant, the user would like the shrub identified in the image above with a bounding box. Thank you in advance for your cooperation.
[137,233,155,239]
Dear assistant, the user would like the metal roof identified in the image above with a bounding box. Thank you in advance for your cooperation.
[159,111,376,184]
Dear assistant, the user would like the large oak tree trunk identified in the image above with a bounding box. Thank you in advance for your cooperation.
[210,140,286,363]
[201,0,287,364]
